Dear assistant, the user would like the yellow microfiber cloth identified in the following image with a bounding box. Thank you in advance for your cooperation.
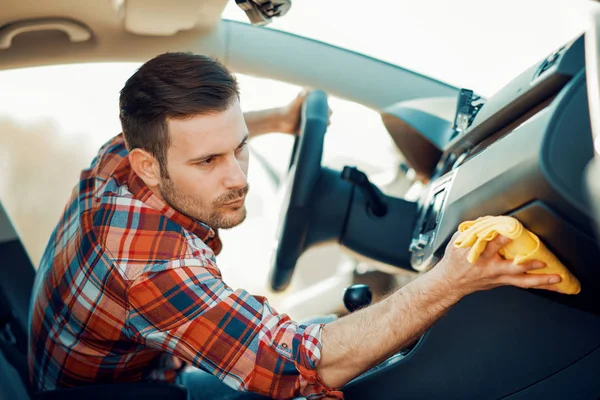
[453,216,581,295]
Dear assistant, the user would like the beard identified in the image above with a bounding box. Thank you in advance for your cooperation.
[159,178,249,230]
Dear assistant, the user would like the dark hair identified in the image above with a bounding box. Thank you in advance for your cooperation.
[119,52,239,177]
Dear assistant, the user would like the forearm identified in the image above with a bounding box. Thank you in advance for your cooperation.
[244,108,287,138]
[316,268,463,388]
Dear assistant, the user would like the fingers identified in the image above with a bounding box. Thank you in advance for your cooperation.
[441,225,563,294]
[504,260,546,274]
[499,260,563,292]
[299,87,310,98]
[480,235,511,259]
[502,273,562,289]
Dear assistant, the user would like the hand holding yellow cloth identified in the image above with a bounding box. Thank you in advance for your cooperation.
[453,216,581,295]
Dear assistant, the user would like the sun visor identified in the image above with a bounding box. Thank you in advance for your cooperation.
[381,97,456,182]
[123,0,228,36]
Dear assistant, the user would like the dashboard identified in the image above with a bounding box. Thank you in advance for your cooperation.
[397,34,599,315]
[342,34,600,399]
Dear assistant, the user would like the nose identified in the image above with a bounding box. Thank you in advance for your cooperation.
[223,155,247,189]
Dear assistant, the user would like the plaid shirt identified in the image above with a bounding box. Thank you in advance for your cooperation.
[28,134,342,399]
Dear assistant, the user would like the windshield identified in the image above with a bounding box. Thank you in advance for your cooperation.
[223,0,588,97]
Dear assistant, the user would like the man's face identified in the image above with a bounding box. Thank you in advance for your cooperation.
[159,99,250,229]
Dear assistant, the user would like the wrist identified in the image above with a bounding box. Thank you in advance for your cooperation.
[244,108,291,137]
[423,264,468,304]
[260,107,293,134]
[274,106,295,134]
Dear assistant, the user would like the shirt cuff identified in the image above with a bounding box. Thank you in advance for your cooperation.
[273,323,344,398]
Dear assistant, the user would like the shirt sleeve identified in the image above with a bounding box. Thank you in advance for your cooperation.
[125,258,342,399]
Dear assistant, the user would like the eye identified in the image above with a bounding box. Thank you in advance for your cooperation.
[199,157,214,166]
[235,141,248,154]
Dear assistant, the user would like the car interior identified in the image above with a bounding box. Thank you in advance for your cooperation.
[1,1,600,399]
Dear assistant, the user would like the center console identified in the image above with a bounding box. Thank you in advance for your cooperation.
[408,171,454,267]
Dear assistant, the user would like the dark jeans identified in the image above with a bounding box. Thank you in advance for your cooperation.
[177,368,271,400]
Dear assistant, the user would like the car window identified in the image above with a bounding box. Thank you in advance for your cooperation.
[197,75,403,295]
[240,75,402,182]
[0,64,400,297]
[0,65,278,275]
[224,0,588,97]
[0,63,139,266]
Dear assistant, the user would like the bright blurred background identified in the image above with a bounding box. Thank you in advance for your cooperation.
[0,0,590,307]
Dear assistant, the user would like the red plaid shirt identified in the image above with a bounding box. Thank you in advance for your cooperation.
[28,134,342,399]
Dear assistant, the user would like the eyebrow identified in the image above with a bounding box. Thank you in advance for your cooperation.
[187,134,249,164]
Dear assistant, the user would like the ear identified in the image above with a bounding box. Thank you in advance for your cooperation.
[128,148,162,187]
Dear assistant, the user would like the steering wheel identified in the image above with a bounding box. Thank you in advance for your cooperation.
[269,90,329,292]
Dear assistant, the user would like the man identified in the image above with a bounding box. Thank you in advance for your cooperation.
[28,52,561,399]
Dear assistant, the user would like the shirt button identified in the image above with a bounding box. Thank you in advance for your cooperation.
[281,343,288,348]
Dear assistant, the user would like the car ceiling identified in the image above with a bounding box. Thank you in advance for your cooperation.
[0,0,229,70]
[0,0,459,113]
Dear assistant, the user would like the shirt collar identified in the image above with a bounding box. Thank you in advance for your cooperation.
[114,156,223,255]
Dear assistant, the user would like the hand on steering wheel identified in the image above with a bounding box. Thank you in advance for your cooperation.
[269,90,330,291]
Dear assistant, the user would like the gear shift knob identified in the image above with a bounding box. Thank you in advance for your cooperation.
[343,284,373,312]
